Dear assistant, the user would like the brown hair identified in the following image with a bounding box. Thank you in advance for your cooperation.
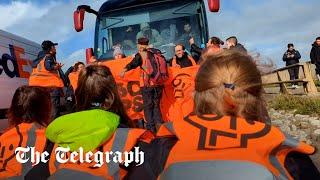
[74,62,85,72]
[175,44,186,50]
[226,36,238,45]
[7,86,51,127]
[210,37,224,45]
[75,65,133,127]
[194,51,264,122]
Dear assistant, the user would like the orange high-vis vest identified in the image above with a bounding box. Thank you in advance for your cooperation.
[68,71,79,91]
[28,56,64,88]
[171,55,197,68]
[0,123,47,179]
[49,128,153,179]
[156,114,315,180]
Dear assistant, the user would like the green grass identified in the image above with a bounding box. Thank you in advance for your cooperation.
[269,95,320,115]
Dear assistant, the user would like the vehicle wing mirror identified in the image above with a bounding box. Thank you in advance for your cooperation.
[74,5,98,32]
[74,8,85,32]
[208,0,220,12]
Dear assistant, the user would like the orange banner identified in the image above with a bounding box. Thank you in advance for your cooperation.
[162,66,199,122]
[101,57,144,120]
[100,58,199,122]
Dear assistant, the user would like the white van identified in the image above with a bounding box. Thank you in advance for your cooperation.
[0,30,41,121]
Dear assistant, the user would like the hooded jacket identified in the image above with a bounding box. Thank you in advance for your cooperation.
[45,109,120,151]
[310,42,320,65]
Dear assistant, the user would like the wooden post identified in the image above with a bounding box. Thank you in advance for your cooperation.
[277,71,289,94]
[303,62,318,94]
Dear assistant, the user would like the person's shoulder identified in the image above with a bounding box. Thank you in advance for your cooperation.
[44,54,54,61]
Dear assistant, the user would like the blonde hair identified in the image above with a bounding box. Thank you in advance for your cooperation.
[194,51,263,121]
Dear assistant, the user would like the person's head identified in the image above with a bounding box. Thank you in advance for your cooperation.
[74,62,85,72]
[184,23,192,33]
[76,65,132,126]
[194,51,263,122]
[316,37,320,46]
[113,46,125,60]
[287,43,294,51]
[137,37,149,52]
[41,40,58,55]
[226,36,238,49]
[175,44,186,58]
[7,86,52,127]
[207,37,224,48]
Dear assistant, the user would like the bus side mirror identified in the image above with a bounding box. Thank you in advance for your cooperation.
[74,5,98,32]
[86,48,94,64]
[208,0,220,12]
[74,8,85,32]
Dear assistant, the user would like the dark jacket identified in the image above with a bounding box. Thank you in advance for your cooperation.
[283,50,301,65]
[230,43,247,53]
[125,53,142,71]
[310,42,320,65]
[190,44,203,61]
[32,50,45,68]
[32,50,57,71]
[169,54,195,68]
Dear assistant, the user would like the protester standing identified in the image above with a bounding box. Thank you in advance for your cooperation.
[310,37,320,80]
[120,38,168,133]
[190,36,224,60]
[283,43,301,88]
[29,40,64,119]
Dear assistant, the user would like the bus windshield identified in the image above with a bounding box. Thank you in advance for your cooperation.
[95,0,206,60]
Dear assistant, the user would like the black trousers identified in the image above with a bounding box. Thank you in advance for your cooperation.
[315,64,320,75]
[50,88,62,119]
[142,86,164,133]
[287,62,299,85]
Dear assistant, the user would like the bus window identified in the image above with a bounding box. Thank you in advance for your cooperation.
[96,1,205,60]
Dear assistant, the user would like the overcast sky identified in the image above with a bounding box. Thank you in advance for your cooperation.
[0,0,319,69]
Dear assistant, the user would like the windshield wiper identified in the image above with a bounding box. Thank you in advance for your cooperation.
[102,17,124,29]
